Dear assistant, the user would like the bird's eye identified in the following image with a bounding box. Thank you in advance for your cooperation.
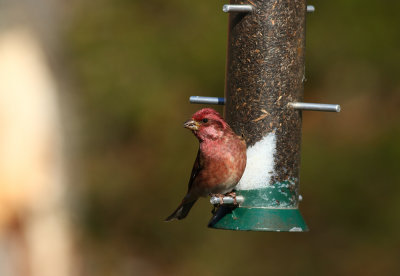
[202,118,208,123]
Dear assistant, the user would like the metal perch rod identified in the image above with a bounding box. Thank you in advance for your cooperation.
[189,96,226,105]
[223,5,253,13]
[210,195,244,205]
[307,5,315,12]
[190,96,340,112]
[289,102,341,112]
[222,4,315,13]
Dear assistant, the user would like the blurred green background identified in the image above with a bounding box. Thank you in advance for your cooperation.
[64,0,400,275]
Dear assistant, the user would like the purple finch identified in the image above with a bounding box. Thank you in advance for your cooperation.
[165,108,247,221]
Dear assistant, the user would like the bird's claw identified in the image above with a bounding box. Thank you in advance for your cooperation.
[225,191,238,205]
[210,192,239,206]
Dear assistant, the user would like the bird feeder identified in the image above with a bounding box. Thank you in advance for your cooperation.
[190,0,340,232]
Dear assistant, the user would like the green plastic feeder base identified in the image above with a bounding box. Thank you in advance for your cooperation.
[208,206,309,232]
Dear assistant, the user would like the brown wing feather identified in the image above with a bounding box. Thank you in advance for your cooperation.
[187,148,202,192]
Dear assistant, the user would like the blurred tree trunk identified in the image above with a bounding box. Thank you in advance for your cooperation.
[0,1,73,275]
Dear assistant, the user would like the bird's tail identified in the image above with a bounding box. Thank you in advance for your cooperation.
[165,199,197,222]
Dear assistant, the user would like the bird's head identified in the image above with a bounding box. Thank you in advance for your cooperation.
[184,108,229,141]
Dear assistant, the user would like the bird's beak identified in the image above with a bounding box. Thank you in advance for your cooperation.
[183,119,199,130]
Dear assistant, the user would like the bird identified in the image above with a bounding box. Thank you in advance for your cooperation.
[165,108,247,221]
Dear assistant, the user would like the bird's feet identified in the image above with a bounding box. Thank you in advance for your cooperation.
[210,193,224,215]
[225,191,238,205]
[209,192,238,206]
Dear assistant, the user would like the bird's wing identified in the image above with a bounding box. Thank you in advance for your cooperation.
[187,148,202,192]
